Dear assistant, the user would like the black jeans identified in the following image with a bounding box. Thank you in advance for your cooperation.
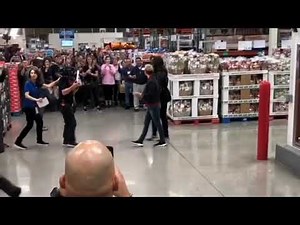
[138,105,165,143]
[82,84,100,107]
[152,101,169,138]
[15,107,43,143]
[60,104,77,144]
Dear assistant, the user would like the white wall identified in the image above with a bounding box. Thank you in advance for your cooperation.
[287,30,300,146]
[0,28,26,50]
[48,32,124,50]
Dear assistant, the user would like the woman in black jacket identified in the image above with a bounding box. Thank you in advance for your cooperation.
[149,56,171,140]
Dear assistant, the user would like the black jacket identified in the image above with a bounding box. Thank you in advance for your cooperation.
[154,70,171,103]
[142,77,160,104]
[129,66,147,85]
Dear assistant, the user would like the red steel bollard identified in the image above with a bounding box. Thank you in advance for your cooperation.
[257,81,271,160]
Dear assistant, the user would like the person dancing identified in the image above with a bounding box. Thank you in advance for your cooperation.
[14,67,60,150]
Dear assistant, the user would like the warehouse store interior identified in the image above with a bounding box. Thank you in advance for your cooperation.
[0,28,300,197]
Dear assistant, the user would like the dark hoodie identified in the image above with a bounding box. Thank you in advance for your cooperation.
[154,69,171,103]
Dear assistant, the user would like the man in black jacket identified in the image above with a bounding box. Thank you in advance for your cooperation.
[132,64,167,147]
[129,57,147,111]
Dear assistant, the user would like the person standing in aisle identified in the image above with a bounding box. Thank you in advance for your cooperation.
[101,56,117,107]
[120,58,134,109]
[132,64,167,147]
[129,57,147,112]
[81,55,101,111]
[149,56,171,141]
[14,67,60,150]
[58,64,81,148]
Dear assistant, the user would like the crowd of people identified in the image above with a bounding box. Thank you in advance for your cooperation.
[0,47,172,196]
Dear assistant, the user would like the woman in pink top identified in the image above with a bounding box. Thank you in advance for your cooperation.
[101,56,117,107]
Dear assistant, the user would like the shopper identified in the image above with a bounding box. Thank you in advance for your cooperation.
[14,67,60,150]
[81,55,101,111]
[112,57,121,106]
[120,58,134,109]
[50,140,132,197]
[101,56,117,107]
[58,64,81,148]
[132,64,167,147]
[149,56,171,140]
[130,57,147,111]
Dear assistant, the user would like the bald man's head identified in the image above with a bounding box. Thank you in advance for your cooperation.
[59,140,117,197]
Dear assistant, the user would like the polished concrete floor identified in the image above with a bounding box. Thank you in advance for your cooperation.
[0,108,298,197]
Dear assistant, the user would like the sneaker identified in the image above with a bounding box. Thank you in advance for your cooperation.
[125,106,130,110]
[14,142,27,150]
[154,141,167,147]
[37,141,49,146]
[132,140,143,147]
[96,106,101,111]
[42,126,48,131]
[67,143,78,148]
[134,108,139,112]
[83,107,87,111]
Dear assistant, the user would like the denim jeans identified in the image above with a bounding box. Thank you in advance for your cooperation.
[125,82,133,107]
[138,105,165,143]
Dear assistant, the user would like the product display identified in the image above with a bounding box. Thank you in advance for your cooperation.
[200,81,214,95]
[179,81,193,96]
[0,67,11,153]
[274,73,290,85]
[166,51,220,75]
[273,102,288,113]
[198,99,213,116]
[169,99,192,117]
[274,88,289,99]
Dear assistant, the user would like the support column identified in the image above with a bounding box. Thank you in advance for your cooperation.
[268,28,278,55]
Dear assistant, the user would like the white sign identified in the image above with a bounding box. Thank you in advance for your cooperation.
[171,35,177,41]
[253,40,266,48]
[214,40,227,50]
[238,41,253,51]
[281,39,292,49]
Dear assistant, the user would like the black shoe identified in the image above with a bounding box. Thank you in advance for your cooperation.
[154,141,167,147]
[37,141,49,146]
[83,107,87,111]
[125,106,130,110]
[97,106,101,111]
[132,140,143,147]
[134,108,139,112]
[14,142,27,150]
[0,177,21,197]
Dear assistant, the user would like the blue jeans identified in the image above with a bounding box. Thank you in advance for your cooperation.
[125,82,133,107]
[138,105,165,143]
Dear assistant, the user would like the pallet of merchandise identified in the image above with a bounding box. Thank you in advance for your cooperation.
[220,70,268,122]
[221,113,258,123]
[168,73,220,100]
[167,97,219,125]
[268,70,290,117]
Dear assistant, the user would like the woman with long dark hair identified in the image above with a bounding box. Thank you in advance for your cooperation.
[81,55,100,111]
[149,56,171,140]
[14,67,60,150]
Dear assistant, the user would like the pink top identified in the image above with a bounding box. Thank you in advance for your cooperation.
[101,64,117,85]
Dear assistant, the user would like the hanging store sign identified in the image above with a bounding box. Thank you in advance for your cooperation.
[214,40,227,50]
[238,41,253,50]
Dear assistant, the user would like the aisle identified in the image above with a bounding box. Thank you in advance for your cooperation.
[0,109,299,197]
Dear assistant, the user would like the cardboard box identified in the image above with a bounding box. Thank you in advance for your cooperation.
[241,75,251,85]
[241,90,251,99]
[241,103,250,113]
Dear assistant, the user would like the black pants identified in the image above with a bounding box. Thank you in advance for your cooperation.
[15,107,43,144]
[103,85,114,101]
[113,82,119,104]
[152,101,169,138]
[60,104,77,144]
[138,105,165,143]
[83,84,100,107]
